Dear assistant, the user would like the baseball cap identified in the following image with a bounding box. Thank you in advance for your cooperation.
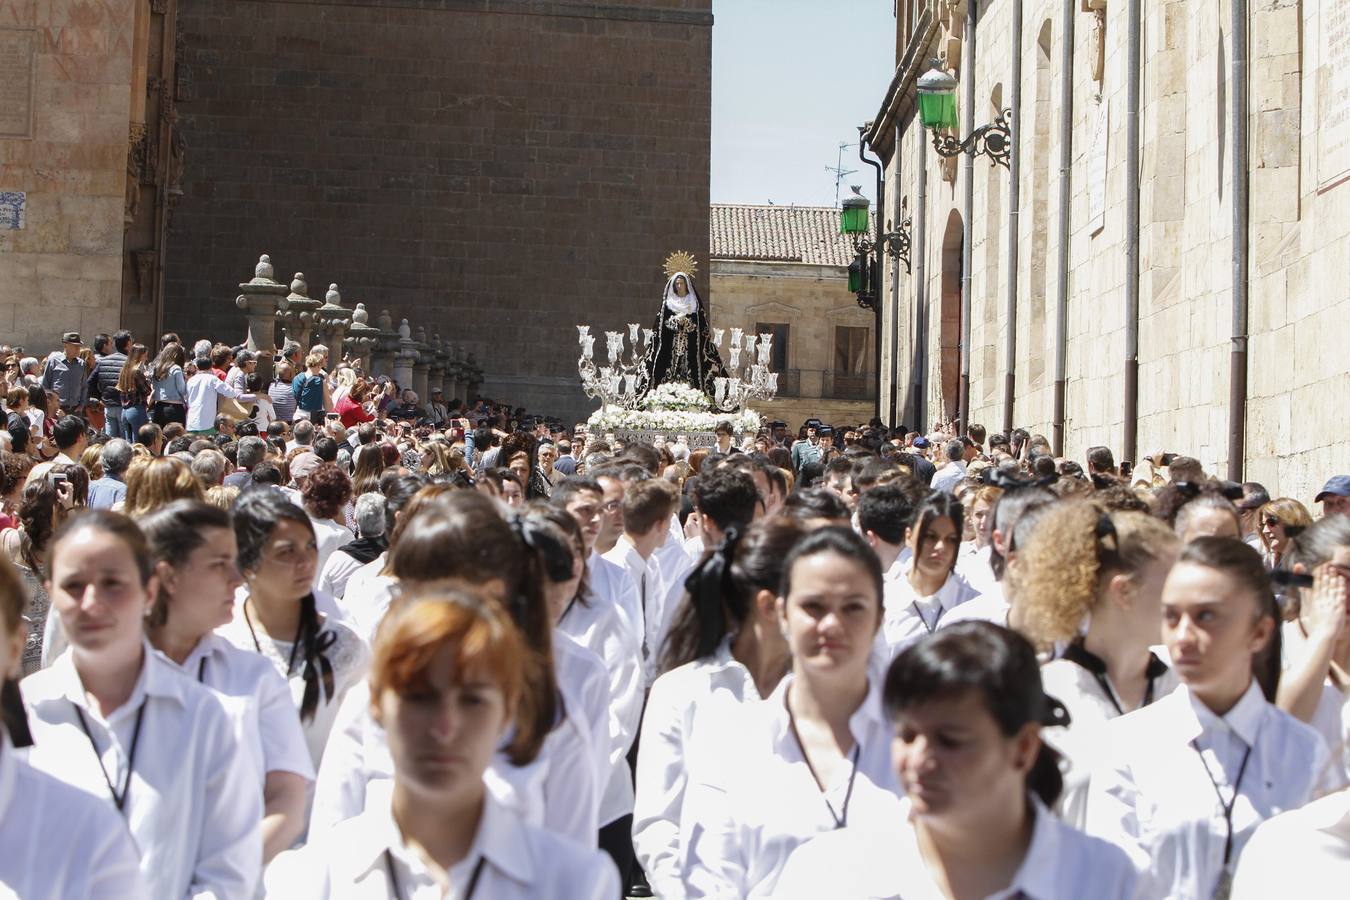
[913,437,931,449]
[1315,475,1350,503]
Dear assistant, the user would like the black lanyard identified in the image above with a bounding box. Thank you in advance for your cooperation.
[559,595,578,627]
[72,699,147,815]
[197,655,208,683]
[384,850,485,900]
[1190,740,1254,866]
[1061,643,1167,716]
[243,601,304,675]
[786,701,861,830]
[911,600,944,635]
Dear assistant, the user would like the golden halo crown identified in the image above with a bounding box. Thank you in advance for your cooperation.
[663,251,699,281]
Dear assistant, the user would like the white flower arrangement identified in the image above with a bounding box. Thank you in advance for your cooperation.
[587,406,761,437]
[638,382,712,413]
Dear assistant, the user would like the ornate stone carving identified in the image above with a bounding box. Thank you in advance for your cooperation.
[131,250,157,303]
[1087,2,1107,84]
[124,124,147,230]
[399,318,412,341]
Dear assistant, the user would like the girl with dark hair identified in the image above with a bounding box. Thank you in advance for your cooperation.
[683,526,898,898]
[0,551,147,897]
[115,342,152,438]
[141,499,313,861]
[776,622,1140,899]
[219,488,368,769]
[2,474,71,673]
[883,491,981,657]
[633,517,806,899]
[1086,537,1334,899]
[311,490,603,850]
[149,341,188,427]
[266,595,620,898]
[19,511,261,897]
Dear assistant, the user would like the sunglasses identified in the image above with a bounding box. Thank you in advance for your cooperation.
[1263,516,1283,528]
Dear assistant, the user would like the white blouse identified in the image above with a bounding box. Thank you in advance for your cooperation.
[566,555,645,827]
[217,598,370,769]
[339,552,396,643]
[20,646,262,899]
[773,794,1142,900]
[268,787,619,899]
[309,678,602,848]
[681,675,903,899]
[550,631,610,823]
[1039,646,1180,827]
[600,538,672,689]
[881,564,981,658]
[634,638,779,900]
[0,731,147,899]
[1086,681,1333,899]
[159,632,315,785]
[1231,788,1350,899]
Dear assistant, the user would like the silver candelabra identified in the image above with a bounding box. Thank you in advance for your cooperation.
[712,327,779,413]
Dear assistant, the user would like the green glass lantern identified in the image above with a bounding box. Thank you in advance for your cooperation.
[848,255,866,293]
[917,65,960,130]
[840,193,870,235]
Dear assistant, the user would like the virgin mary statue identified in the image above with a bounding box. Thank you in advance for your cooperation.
[635,271,727,401]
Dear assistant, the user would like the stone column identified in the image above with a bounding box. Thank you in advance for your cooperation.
[446,344,466,402]
[234,254,289,384]
[392,318,418,390]
[345,302,381,374]
[281,272,321,351]
[314,283,352,359]
[370,309,399,378]
[428,333,449,400]
[411,325,431,410]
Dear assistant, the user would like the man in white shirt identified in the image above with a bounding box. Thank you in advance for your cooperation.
[856,483,914,582]
[185,354,255,434]
[602,479,679,689]
[930,438,968,493]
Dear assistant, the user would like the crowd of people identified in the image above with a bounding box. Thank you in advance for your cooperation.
[0,327,1348,898]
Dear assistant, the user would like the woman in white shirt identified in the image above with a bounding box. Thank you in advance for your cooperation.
[634,517,805,898]
[141,499,314,860]
[1015,505,1181,824]
[220,488,368,769]
[19,510,261,897]
[267,593,619,898]
[883,492,980,656]
[1086,536,1333,899]
[0,552,147,899]
[682,526,900,899]
[1275,515,1350,781]
[776,621,1141,900]
[311,490,601,847]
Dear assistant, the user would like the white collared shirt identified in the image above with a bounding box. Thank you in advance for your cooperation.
[773,795,1141,900]
[0,731,147,899]
[1086,681,1332,899]
[268,785,619,899]
[560,560,645,826]
[20,646,262,899]
[551,631,610,824]
[1040,648,1180,828]
[340,552,397,643]
[158,632,315,784]
[316,546,369,600]
[309,678,601,848]
[954,542,1000,596]
[309,516,355,589]
[601,537,670,688]
[1231,787,1350,899]
[881,565,981,658]
[217,596,370,769]
[681,674,903,899]
[634,638,780,900]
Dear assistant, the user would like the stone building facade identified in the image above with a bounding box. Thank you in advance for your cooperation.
[869,0,1349,503]
[163,0,713,424]
[0,0,139,348]
[708,204,876,429]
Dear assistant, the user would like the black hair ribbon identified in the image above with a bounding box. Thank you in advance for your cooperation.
[683,526,742,659]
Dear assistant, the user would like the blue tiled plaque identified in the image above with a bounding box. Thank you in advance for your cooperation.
[0,191,24,230]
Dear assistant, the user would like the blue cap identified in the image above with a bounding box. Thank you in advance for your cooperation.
[913,437,930,449]
[1315,475,1350,502]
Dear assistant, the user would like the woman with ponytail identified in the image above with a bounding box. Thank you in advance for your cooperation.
[221,488,368,768]
[777,622,1139,899]
[141,499,313,860]
[1086,537,1332,899]
[0,553,146,898]
[1014,503,1181,823]
[310,490,603,849]
[633,516,805,898]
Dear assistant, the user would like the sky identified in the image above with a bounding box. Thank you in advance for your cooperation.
[711,0,898,209]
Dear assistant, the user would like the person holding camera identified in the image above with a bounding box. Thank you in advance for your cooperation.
[1,468,76,675]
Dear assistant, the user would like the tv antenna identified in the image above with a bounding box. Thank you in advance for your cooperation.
[826,141,858,207]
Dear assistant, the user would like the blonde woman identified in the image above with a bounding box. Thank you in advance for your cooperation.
[1259,497,1313,570]
[123,455,205,518]
[1013,503,1181,824]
